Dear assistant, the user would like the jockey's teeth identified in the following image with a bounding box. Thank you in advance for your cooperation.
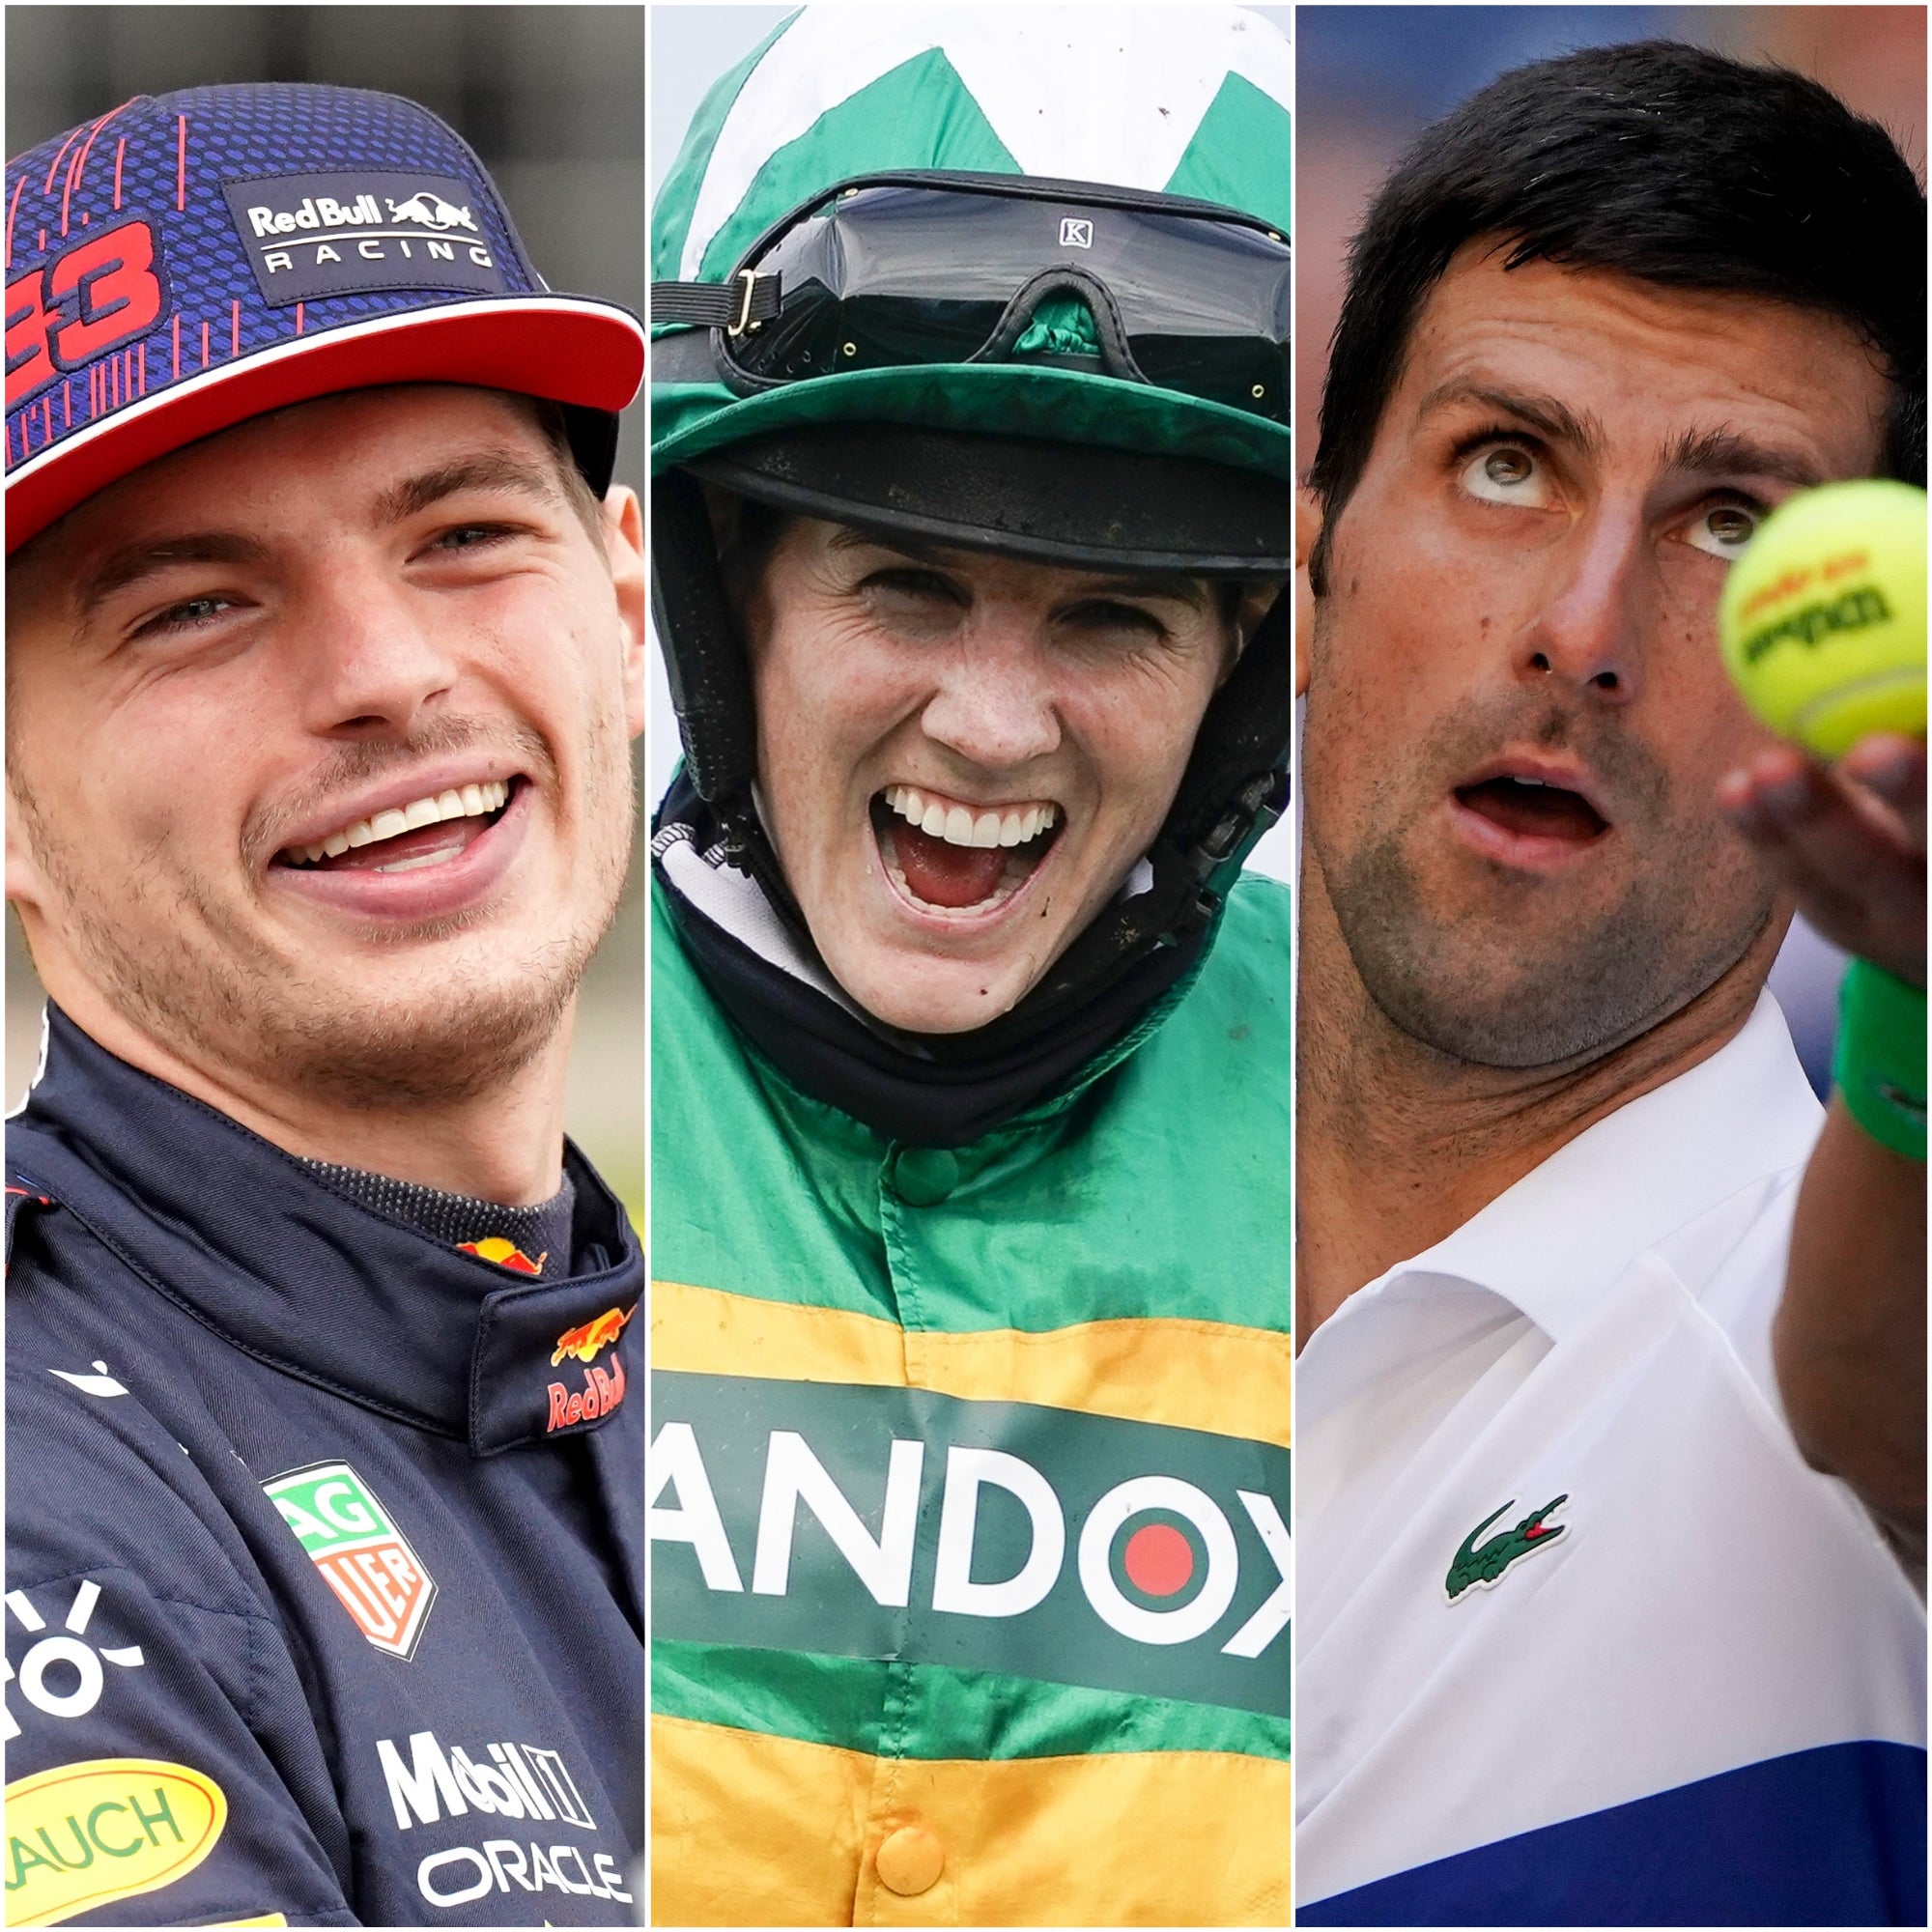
[881,784,1059,850]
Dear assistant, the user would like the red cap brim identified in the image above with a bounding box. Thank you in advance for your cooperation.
[5,296,645,553]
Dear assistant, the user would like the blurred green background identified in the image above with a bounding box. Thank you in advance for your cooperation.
[5,4,645,1221]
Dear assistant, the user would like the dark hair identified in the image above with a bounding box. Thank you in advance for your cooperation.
[524,394,609,536]
[1309,41,1927,593]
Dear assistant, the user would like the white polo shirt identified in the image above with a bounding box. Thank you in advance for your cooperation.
[1297,992,1927,1925]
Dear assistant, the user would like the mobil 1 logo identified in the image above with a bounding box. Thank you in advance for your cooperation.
[649,1373,1292,1719]
[222,171,507,305]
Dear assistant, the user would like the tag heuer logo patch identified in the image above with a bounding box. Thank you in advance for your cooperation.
[1444,1494,1568,1604]
[264,1463,437,1659]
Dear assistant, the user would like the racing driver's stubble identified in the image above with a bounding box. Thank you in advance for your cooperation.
[5,387,646,1122]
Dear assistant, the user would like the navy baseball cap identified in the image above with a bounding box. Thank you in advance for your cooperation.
[4,83,645,553]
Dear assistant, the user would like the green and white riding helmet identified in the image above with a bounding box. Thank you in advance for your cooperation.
[651,5,1293,1005]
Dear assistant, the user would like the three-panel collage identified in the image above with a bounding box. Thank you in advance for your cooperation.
[1,3,1924,1927]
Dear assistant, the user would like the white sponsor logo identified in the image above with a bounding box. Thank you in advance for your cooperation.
[377,1729,596,1833]
[259,239,495,276]
[647,1423,1293,1658]
[3,1580,145,1740]
[1060,217,1094,248]
[416,1841,632,1910]
[385,191,478,233]
[245,190,477,239]
[245,192,492,277]
[247,193,384,237]
[47,1359,128,1397]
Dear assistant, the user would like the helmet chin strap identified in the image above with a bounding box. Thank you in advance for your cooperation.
[650,469,823,961]
[649,469,1292,1054]
[650,470,761,810]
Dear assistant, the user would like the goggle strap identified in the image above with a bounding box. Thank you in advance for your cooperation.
[726,169,1286,281]
[652,272,783,335]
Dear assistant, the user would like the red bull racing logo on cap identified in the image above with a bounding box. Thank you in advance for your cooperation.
[384,191,476,233]
[220,170,503,306]
[263,1462,437,1661]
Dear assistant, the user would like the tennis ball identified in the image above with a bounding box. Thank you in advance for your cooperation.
[1718,478,1926,759]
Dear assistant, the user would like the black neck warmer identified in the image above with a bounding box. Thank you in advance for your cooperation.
[651,772,1207,1149]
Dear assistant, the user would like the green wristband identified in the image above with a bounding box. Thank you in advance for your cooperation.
[1833,958,1927,1162]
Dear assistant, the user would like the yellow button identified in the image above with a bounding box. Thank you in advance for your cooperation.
[875,1824,945,1896]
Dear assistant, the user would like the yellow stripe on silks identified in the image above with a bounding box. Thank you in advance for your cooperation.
[651,1280,1291,1448]
[915,1319,1292,1452]
[652,1278,912,1387]
[650,1713,1292,1928]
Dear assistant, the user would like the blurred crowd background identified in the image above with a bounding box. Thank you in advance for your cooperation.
[1297,4,1927,1091]
[5,5,646,1212]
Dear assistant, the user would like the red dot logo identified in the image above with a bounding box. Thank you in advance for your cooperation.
[1122,1522,1195,1597]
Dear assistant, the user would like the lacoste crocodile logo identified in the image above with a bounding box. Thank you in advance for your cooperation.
[1444,1494,1568,1603]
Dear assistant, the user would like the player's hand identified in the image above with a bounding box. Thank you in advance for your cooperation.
[1719,732,1925,988]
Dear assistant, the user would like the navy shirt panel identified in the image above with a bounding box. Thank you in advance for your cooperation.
[6,1010,642,1927]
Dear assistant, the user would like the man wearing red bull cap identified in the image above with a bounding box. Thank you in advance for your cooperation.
[4,84,644,1926]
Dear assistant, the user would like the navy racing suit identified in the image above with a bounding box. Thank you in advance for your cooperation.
[5,1009,643,1926]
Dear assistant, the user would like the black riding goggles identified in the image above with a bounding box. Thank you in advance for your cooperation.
[651,171,1291,423]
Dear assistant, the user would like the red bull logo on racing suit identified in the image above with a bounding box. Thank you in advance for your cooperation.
[545,1304,635,1433]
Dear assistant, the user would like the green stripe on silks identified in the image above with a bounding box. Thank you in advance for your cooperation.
[650,1371,1291,1721]
[1164,73,1292,235]
[653,1640,1292,1765]
[647,878,1295,1334]
[686,50,1020,287]
[650,10,803,281]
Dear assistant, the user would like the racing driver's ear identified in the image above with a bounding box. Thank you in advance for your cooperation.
[600,486,650,742]
[5,743,53,928]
